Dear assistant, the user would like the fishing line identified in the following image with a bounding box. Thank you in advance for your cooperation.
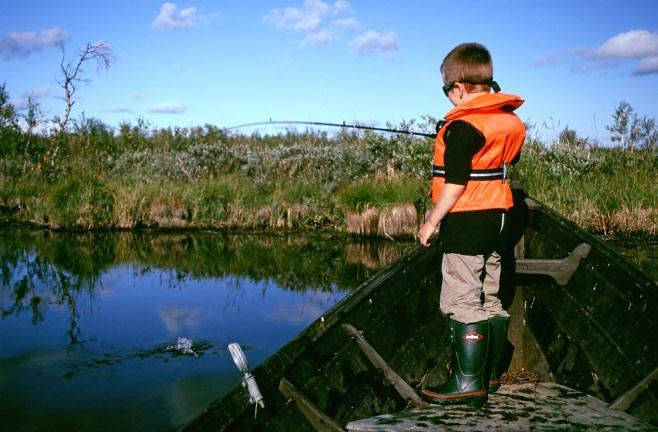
[223,119,437,138]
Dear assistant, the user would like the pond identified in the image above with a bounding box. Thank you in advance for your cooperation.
[604,235,658,280]
[1,229,656,432]
[0,229,413,432]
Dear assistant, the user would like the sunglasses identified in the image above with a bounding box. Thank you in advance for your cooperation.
[442,79,501,97]
[442,83,457,97]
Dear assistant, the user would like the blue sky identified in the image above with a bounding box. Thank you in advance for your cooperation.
[1,0,657,143]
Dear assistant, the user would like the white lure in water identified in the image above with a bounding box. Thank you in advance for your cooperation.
[228,342,265,413]
[168,337,199,357]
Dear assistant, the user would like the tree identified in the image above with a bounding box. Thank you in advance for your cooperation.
[23,97,41,174]
[607,101,632,148]
[558,126,588,148]
[0,83,18,130]
[607,101,658,150]
[56,41,114,136]
[634,117,657,150]
[0,83,20,155]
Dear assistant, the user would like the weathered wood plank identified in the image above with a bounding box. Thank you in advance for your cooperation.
[611,367,658,411]
[342,323,427,408]
[346,383,658,431]
[279,378,345,432]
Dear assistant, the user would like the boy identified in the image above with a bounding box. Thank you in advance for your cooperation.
[417,42,526,408]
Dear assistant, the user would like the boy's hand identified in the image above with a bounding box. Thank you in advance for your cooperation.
[418,184,465,247]
[418,221,439,247]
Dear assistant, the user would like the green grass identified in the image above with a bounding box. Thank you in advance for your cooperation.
[1,117,656,235]
[515,143,657,234]
[50,174,115,229]
[335,177,425,212]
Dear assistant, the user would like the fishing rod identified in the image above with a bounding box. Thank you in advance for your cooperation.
[223,119,437,138]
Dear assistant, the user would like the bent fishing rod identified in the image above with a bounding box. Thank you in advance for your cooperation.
[223,119,437,138]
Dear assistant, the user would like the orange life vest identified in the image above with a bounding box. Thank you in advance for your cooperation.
[431,92,526,212]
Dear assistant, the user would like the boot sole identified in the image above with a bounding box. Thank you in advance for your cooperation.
[488,380,501,393]
[420,389,487,408]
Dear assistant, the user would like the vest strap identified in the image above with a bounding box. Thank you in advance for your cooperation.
[432,165,505,181]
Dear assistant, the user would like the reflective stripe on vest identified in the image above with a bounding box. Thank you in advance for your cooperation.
[432,165,506,181]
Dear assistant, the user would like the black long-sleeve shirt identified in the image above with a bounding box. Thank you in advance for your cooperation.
[440,120,510,255]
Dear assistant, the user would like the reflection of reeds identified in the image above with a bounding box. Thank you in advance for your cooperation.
[345,240,408,269]
[346,204,417,239]
[345,242,379,269]
[377,242,406,265]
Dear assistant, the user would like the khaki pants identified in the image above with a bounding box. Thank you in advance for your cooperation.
[440,252,509,324]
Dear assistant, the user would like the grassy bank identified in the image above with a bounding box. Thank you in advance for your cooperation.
[1,111,656,236]
[515,137,657,235]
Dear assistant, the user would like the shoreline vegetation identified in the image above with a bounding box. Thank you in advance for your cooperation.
[1,89,657,237]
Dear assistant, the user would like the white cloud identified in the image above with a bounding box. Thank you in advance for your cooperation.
[302,30,334,47]
[332,17,361,30]
[8,86,51,111]
[333,0,354,15]
[153,2,208,29]
[583,29,658,76]
[106,107,135,114]
[0,28,66,59]
[350,30,399,57]
[9,98,28,110]
[263,0,333,32]
[264,1,399,57]
[635,56,658,75]
[532,53,564,67]
[590,29,658,60]
[264,0,361,48]
[148,102,187,113]
[22,86,51,99]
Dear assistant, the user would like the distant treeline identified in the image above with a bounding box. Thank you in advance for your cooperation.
[1,84,656,236]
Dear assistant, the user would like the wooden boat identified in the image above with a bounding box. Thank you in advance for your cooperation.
[183,189,658,431]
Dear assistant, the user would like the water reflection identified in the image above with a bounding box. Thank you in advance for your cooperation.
[605,236,658,280]
[1,230,412,345]
[0,228,413,432]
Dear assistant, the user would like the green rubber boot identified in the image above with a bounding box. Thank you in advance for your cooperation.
[420,319,490,408]
[487,315,510,393]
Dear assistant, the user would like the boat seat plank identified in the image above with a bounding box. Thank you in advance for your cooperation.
[346,383,658,431]
[515,242,591,285]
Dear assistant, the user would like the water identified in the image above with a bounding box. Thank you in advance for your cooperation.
[0,229,413,432]
[1,230,655,432]
[604,236,658,280]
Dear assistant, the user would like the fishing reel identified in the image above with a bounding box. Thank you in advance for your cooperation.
[228,343,265,416]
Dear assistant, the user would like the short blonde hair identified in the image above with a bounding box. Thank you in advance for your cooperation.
[441,43,493,92]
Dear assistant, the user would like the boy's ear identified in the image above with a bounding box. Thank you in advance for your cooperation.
[455,82,466,98]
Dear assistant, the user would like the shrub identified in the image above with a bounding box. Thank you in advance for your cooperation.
[50,175,115,228]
